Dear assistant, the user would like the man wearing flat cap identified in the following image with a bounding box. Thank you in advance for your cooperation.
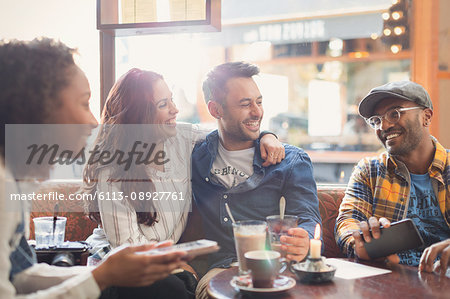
[335,81,450,275]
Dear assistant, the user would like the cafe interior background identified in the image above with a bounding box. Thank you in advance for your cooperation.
[1,0,449,184]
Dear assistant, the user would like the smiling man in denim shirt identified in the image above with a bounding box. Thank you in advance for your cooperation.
[192,62,321,298]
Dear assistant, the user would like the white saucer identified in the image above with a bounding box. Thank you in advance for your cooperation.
[230,275,296,293]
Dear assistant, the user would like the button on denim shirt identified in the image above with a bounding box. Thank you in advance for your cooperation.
[192,130,322,269]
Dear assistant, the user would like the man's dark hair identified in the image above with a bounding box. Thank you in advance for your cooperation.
[0,38,77,157]
[202,61,259,105]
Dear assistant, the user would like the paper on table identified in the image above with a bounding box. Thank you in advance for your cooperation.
[326,258,392,280]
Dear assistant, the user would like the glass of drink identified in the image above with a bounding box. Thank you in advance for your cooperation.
[33,216,66,248]
[232,220,267,275]
[266,215,299,257]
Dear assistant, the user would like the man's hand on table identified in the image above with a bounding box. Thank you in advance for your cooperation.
[419,238,450,276]
[280,227,309,262]
[352,216,399,263]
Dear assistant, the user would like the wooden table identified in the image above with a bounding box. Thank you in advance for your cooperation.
[207,259,450,298]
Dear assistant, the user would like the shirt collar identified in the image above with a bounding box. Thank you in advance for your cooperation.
[429,137,447,174]
[205,130,263,170]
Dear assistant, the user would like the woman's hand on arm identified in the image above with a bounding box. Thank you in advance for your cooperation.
[259,133,285,167]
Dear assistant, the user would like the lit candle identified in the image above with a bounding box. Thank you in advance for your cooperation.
[309,224,322,259]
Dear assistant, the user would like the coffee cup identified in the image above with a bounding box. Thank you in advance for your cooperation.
[244,250,288,288]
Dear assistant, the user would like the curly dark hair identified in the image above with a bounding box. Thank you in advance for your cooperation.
[0,38,77,158]
[202,61,260,106]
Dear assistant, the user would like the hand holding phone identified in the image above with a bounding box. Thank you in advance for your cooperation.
[353,218,424,260]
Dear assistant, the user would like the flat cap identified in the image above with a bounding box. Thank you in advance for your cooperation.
[358,81,432,118]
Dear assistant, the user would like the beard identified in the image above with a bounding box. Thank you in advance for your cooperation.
[381,116,423,156]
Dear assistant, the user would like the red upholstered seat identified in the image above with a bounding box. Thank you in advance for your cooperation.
[317,186,346,258]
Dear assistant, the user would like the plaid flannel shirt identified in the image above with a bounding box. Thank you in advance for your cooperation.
[335,138,450,257]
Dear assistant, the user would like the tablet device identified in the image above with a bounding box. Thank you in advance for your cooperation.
[361,219,424,259]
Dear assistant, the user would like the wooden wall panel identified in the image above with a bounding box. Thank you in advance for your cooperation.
[411,0,439,138]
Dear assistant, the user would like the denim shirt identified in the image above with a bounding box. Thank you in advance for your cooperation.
[191,130,322,269]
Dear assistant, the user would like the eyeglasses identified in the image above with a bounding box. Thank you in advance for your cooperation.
[365,106,423,130]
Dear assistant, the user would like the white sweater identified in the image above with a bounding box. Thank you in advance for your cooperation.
[89,123,209,248]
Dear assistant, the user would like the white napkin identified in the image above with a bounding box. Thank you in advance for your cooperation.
[325,258,392,280]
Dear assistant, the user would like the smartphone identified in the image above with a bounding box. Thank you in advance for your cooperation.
[137,239,219,260]
[360,219,424,259]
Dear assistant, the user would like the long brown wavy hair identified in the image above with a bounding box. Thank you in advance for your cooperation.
[83,68,163,226]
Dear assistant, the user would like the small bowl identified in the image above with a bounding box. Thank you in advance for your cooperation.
[290,260,336,284]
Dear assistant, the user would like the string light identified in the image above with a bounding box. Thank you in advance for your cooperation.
[391,44,402,54]
[394,26,405,35]
[392,11,403,20]
[349,51,369,59]
[381,0,407,54]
